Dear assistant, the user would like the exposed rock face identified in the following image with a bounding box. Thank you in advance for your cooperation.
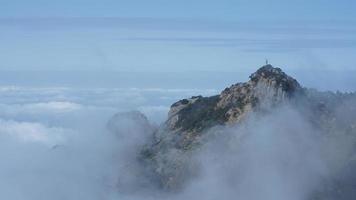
[218,64,301,123]
[164,65,302,147]
[140,65,308,189]
[136,65,356,194]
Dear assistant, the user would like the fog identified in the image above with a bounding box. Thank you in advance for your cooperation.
[177,106,328,200]
[0,73,354,200]
[0,85,216,199]
[2,0,355,198]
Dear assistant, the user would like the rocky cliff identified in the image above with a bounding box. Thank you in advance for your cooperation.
[110,65,356,198]
[139,65,310,189]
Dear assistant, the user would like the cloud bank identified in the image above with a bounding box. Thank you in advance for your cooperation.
[0,82,354,200]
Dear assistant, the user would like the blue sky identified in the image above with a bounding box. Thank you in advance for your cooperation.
[0,0,356,71]
[1,0,355,20]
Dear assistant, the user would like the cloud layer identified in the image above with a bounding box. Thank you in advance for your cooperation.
[0,86,218,199]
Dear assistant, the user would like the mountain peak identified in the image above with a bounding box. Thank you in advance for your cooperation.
[250,64,282,80]
[141,65,307,189]
[163,65,302,136]
[249,64,301,95]
[137,64,356,193]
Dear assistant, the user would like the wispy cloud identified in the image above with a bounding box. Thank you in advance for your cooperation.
[2,17,355,52]
[1,17,356,71]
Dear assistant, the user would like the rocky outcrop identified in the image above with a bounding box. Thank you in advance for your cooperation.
[139,65,312,189]
[112,64,356,194]
[162,65,303,150]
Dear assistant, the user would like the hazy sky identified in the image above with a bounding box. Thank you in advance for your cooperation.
[0,0,356,71]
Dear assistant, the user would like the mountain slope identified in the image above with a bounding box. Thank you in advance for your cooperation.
[111,65,356,198]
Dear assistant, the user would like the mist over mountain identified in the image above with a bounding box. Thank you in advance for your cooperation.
[0,65,355,200]
[2,0,356,199]
[109,65,356,200]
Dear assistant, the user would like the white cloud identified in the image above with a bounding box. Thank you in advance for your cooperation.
[0,119,67,146]
[0,85,228,199]
[23,101,82,113]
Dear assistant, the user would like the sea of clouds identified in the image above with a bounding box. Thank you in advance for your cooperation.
[0,71,355,200]
[0,86,217,199]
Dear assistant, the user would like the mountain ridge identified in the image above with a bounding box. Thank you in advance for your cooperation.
[109,64,356,199]
[140,64,315,189]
